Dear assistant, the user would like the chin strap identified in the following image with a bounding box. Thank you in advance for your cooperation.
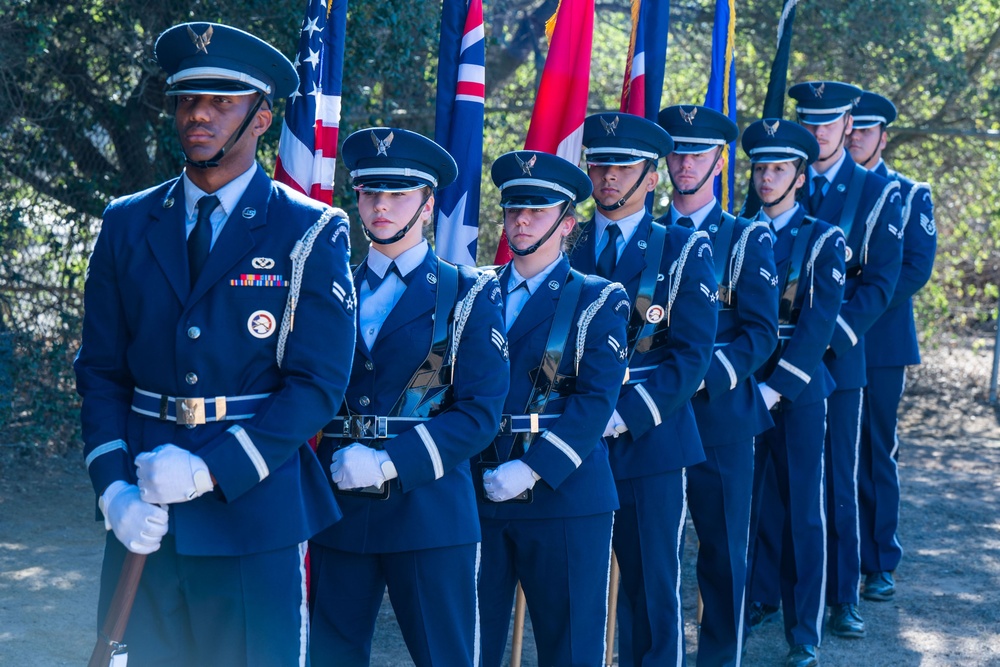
[761,160,806,210]
[857,126,884,169]
[363,190,432,246]
[182,94,267,169]
[817,123,849,164]
[595,161,654,211]
[668,147,723,196]
[507,202,573,257]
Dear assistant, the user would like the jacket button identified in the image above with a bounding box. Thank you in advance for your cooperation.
[359,396,371,407]
[364,360,374,371]
[187,326,201,339]
[185,372,198,385]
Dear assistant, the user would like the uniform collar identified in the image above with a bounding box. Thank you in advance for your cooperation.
[669,198,717,230]
[508,253,563,295]
[594,207,646,246]
[366,239,429,280]
[182,163,258,220]
[760,203,801,233]
[809,149,847,184]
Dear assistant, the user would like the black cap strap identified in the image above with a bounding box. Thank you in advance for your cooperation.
[595,160,655,212]
[507,202,574,257]
[668,146,723,196]
[182,93,266,169]
[363,190,433,246]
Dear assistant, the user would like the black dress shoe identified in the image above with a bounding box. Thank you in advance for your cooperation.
[748,601,780,627]
[828,603,866,638]
[786,644,819,667]
[862,571,896,601]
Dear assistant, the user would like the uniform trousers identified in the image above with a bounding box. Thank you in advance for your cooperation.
[824,387,864,605]
[308,542,480,666]
[746,459,783,609]
[479,513,614,667]
[99,533,308,667]
[859,366,906,574]
[748,399,828,648]
[687,439,754,667]
[613,470,688,667]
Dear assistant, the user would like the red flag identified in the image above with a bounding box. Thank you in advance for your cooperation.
[494,0,594,263]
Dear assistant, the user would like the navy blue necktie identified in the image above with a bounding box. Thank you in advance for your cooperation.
[808,176,827,213]
[367,261,403,291]
[676,216,695,228]
[596,224,621,277]
[188,195,219,285]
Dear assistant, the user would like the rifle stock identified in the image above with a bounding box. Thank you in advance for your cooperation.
[88,551,146,667]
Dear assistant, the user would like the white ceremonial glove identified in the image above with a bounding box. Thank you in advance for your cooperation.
[758,383,782,410]
[136,444,213,504]
[100,481,169,555]
[482,460,539,502]
[330,443,397,490]
[603,410,629,438]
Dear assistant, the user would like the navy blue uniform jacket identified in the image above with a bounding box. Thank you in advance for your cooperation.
[756,207,846,406]
[806,154,903,389]
[75,165,355,556]
[477,258,629,520]
[314,252,509,553]
[570,214,718,479]
[671,206,778,446]
[865,164,936,368]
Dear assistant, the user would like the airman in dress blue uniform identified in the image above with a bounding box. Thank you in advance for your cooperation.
[741,119,847,667]
[74,22,355,666]
[572,112,718,667]
[657,105,779,667]
[308,128,509,666]
[790,80,903,639]
[847,92,936,602]
[476,151,630,667]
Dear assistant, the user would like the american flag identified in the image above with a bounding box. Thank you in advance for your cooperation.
[620,0,670,122]
[274,0,348,205]
[434,0,486,266]
[494,0,594,263]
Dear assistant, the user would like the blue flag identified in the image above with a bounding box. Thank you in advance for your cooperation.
[704,0,737,213]
[434,0,486,266]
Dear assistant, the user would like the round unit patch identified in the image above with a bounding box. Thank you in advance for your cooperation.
[844,245,854,262]
[248,310,277,339]
[645,305,665,323]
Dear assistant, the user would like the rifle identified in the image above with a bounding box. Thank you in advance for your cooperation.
[88,551,146,667]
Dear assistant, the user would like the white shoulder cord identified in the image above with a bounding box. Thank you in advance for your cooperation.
[574,281,626,373]
[667,230,711,326]
[806,226,845,308]
[450,269,497,367]
[276,207,346,368]
[728,220,771,291]
[862,180,900,265]
[901,182,930,234]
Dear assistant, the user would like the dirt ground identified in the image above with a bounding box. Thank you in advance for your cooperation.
[1,332,998,666]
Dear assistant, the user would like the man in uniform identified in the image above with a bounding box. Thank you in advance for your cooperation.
[74,22,355,665]
[573,111,718,666]
[847,91,936,601]
[657,104,779,667]
[790,80,903,638]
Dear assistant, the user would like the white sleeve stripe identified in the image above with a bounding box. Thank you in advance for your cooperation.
[227,425,269,482]
[85,439,127,468]
[542,431,583,468]
[415,424,444,480]
[714,349,738,390]
[634,384,662,426]
[778,358,812,384]
[836,315,858,346]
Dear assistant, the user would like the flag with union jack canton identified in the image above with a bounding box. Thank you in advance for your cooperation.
[620,0,670,122]
[274,0,348,205]
[434,0,486,266]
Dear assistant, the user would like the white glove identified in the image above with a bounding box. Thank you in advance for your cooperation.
[758,383,781,410]
[330,443,397,490]
[136,444,213,504]
[603,410,629,438]
[100,481,169,555]
[482,460,539,502]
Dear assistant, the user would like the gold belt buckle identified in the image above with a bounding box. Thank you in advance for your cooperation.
[177,398,206,426]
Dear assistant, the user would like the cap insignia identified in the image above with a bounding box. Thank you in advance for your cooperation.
[809,82,825,98]
[371,130,394,157]
[186,25,213,55]
[764,119,780,137]
[515,153,537,176]
[601,115,620,136]
[679,106,698,125]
